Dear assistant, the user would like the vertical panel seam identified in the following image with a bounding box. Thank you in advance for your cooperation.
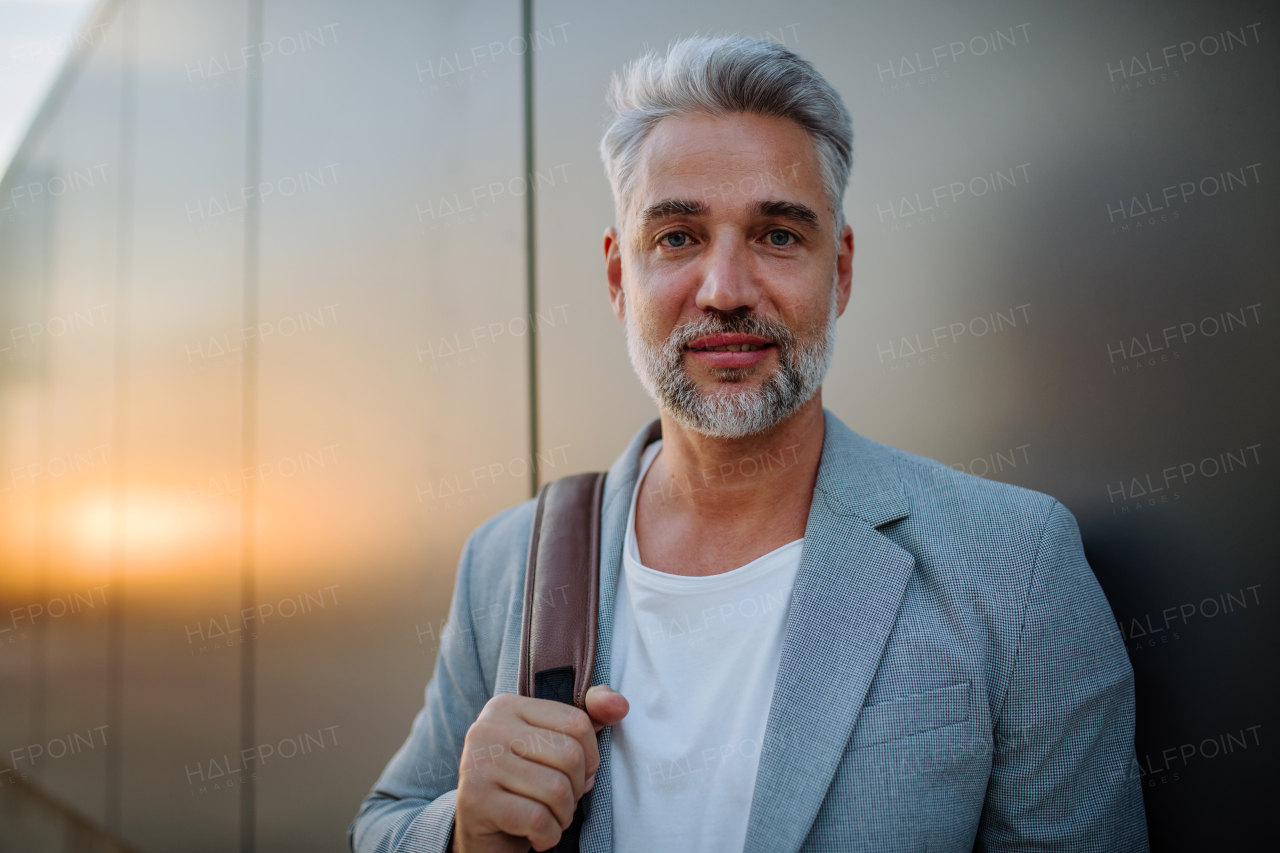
[523,0,539,497]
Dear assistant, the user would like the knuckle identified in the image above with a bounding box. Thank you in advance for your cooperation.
[547,773,572,804]
[530,804,558,835]
[566,711,592,739]
[558,739,583,768]
[487,693,517,714]
[465,722,495,746]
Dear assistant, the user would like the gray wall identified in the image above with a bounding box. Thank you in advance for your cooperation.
[0,0,1274,850]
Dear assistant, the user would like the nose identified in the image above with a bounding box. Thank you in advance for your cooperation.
[694,232,761,315]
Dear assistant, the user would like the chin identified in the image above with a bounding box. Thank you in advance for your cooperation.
[703,368,754,383]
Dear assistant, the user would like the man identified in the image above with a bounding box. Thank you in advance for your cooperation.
[351,35,1148,853]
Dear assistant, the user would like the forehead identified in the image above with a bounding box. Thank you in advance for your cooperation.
[629,112,825,216]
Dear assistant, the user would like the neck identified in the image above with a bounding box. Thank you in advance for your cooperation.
[647,392,826,525]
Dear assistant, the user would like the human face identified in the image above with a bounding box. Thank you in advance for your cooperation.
[604,111,853,438]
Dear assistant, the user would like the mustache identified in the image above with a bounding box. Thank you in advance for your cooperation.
[664,311,798,352]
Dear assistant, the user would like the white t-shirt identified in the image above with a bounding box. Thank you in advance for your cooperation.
[609,440,804,852]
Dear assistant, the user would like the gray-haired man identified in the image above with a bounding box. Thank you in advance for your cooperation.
[351,35,1147,853]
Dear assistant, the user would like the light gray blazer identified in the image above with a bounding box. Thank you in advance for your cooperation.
[350,411,1148,852]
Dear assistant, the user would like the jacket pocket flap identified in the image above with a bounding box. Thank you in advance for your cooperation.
[851,681,971,748]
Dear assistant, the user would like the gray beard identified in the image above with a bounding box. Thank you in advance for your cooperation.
[625,290,838,439]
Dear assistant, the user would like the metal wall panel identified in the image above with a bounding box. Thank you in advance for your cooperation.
[1,0,1274,850]
[0,0,125,835]
[23,20,123,827]
[4,1,530,851]
[117,0,249,849]
[533,1,1276,849]
[248,1,527,849]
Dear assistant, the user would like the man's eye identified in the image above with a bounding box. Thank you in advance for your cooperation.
[660,231,691,248]
[768,230,795,246]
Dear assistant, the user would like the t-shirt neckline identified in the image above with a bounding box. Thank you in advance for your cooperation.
[624,439,804,592]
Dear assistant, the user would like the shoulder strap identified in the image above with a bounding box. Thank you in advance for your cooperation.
[516,472,606,853]
[517,471,607,711]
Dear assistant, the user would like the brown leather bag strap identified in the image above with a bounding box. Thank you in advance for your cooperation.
[517,471,606,711]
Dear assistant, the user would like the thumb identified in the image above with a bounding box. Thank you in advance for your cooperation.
[585,684,629,731]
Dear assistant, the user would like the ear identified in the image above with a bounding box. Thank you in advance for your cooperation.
[834,224,854,318]
[604,226,626,323]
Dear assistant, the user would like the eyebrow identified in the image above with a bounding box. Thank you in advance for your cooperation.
[638,198,705,226]
[754,200,820,230]
[636,197,823,230]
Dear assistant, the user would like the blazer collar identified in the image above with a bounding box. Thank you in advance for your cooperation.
[580,410,914,853]
[813,408,911,527]
[743,414,915,853]
[592,408,911,532]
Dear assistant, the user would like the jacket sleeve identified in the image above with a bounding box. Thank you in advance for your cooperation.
[348,532,493,853]
[975,501,1149,852]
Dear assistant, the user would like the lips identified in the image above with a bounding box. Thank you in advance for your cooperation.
[686,333,776,368]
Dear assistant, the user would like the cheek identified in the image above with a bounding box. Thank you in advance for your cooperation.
[630,296,677,342]
[778,291,835,338]
[626,268,693,321]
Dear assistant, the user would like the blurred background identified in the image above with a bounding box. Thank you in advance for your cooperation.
[0,0,1274,850]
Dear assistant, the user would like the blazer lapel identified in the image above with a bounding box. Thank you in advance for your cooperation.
[579,412,912,853]
[743,412,914,853]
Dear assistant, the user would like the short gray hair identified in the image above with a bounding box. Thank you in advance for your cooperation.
[600,35,853,231]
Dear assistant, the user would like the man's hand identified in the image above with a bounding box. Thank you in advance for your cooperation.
[453,685,629,853]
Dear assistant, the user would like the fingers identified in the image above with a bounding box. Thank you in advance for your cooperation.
[511,696,600,780]
[506,722,588,801]
[465,721,586,799]
[585,685,629,732]
[457,693,610,853]
[503,692,588,734]
[493,752,578,830]
[457,785,565,852]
